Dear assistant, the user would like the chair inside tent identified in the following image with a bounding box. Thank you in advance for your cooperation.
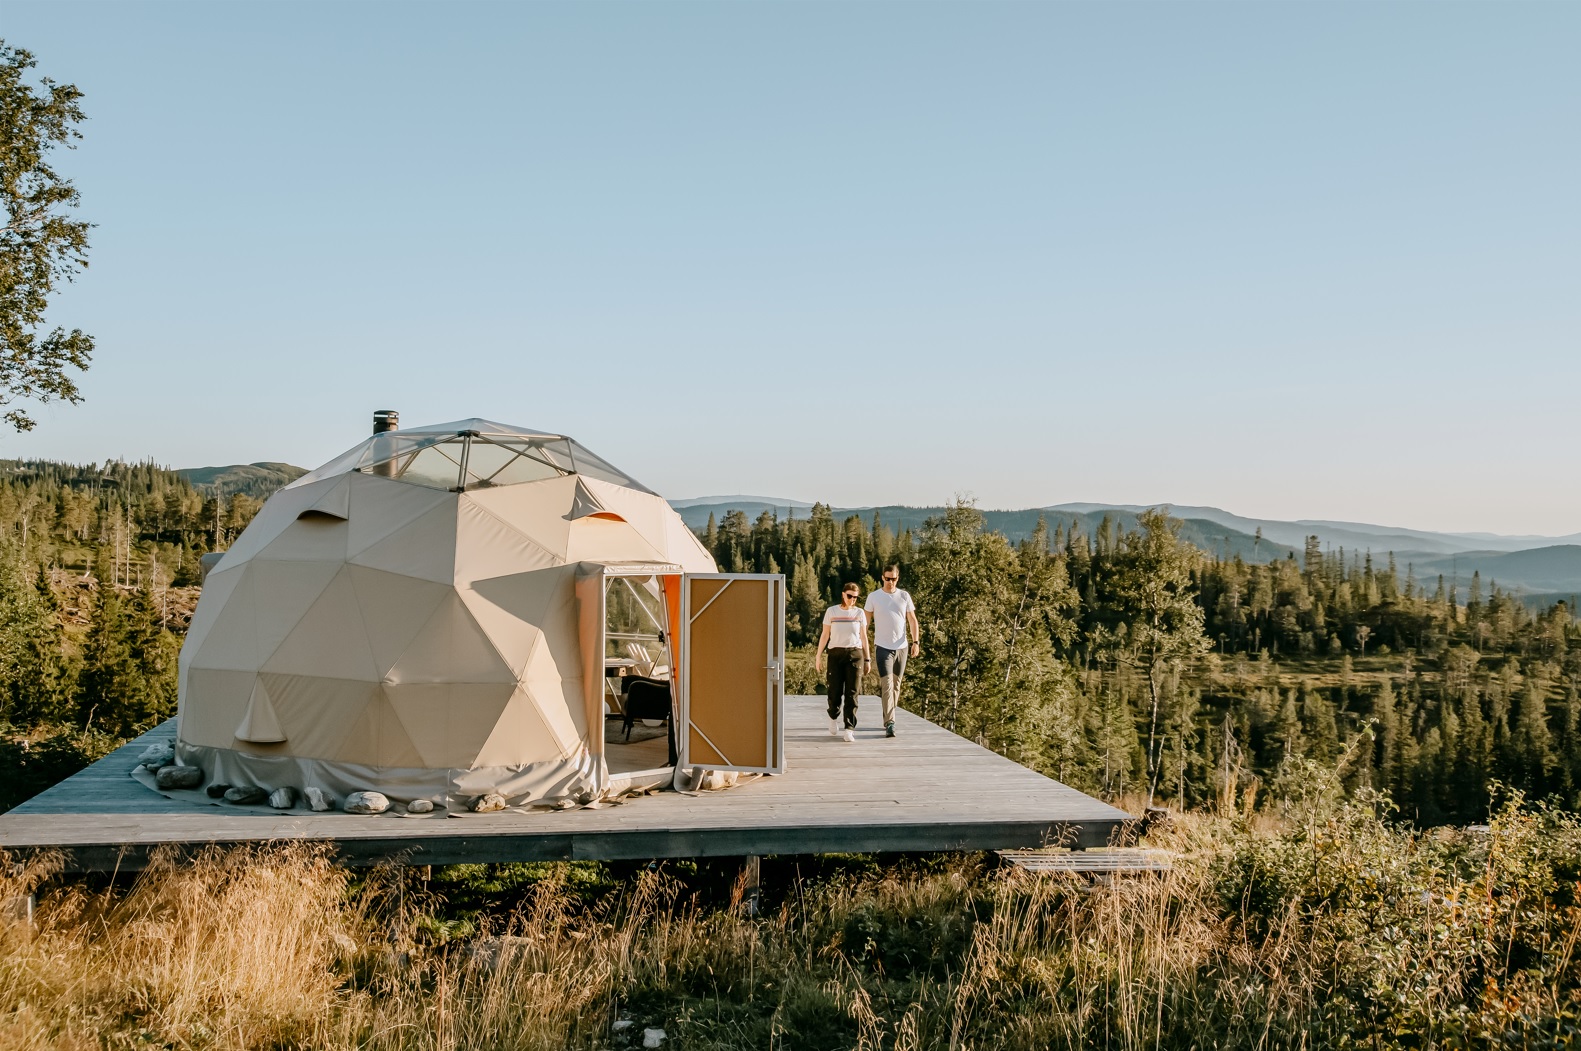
[175,419,785,812]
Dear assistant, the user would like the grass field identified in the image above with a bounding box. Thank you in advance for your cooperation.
[3,779,1578,1050]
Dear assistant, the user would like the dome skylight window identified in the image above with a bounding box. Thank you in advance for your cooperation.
[287,419,654,495]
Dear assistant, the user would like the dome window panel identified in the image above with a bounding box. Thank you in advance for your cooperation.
[315,421,650,495]
[528,438,578,475]
[396,441,468,490]
[568,440,653,494]
[462,438,566,490]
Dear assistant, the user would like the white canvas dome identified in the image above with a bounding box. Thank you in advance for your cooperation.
[175,420,715,808]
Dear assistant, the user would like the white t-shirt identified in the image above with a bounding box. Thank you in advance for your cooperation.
[865,588,915,649]
[822,604,867,649]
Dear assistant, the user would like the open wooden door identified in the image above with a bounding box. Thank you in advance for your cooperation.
[679,573,785,774]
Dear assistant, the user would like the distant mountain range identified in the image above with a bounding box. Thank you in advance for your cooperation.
[175,465,1578,602]
[674,497,1581,601]
[1044,502,1581,555]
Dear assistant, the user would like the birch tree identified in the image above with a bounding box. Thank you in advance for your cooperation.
[1093,508,1211,805]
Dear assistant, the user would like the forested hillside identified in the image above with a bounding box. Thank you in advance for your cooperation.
[0,459,267,809]
[0,458,1576,826]
[174,461,305,499]
[679,500,1581,600]
[702,502,1580,822]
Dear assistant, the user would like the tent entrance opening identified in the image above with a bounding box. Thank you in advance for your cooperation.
[601,572,676,777]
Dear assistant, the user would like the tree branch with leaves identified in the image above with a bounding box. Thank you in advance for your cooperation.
[0,41,93,432]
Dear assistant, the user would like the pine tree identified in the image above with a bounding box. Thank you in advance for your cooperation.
[1373,677,1401,795]
[1274,687,1305,759]
[0,546,71,724]
[77,582,144,735]
[125,584,177,730]
[1301,687,1339,764]
[1514,670,1554,791]
[1091,670,1143,798]
[1561,683,1581,802]
[788,550,822,645]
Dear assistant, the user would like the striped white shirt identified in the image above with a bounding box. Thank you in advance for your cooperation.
[822,604,867,648]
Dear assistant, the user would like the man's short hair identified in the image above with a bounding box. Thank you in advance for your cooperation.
[884,564,901,575]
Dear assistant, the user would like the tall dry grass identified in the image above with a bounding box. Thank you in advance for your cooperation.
[2,794,1578,1049]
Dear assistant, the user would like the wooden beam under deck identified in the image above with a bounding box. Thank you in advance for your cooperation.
[0,697,1131,871]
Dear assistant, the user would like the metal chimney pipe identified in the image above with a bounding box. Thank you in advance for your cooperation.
[370,410,400,478]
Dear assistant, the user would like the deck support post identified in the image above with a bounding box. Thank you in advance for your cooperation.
[740,855,761,917]
[4,893,36,936]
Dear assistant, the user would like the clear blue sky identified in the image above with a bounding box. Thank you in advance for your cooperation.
[3,2,1577,535]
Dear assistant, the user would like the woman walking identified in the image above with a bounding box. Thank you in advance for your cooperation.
[814,583,870,743]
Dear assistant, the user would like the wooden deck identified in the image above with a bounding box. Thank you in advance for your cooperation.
[0,697,1131,871]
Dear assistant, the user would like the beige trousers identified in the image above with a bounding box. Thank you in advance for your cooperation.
[875,646,908,725]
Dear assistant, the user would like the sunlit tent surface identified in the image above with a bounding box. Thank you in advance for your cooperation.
[175,420,716,807]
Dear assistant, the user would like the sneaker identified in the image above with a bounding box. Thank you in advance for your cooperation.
[841,729,855,743]
[829,716,841,736]
[885,722,896,738]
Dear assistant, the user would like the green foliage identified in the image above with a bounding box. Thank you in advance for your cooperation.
[0,720,118,811]
[1212,791,1581,1046]
[703,497,1579,819]
[0,457,278,809]
[1091,508,1213,802]
[0,542,71,724]
[16,806,1579,1049]
[77,580,177,735]
[0,41,93,431]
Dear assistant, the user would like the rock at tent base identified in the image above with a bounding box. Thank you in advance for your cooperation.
[155,765,203,790]
[305,787,335,812]
[643,1028,667,1048]
[138,744,175,771]
[344,791,390,814]
[702,771,740,791]
[470,793,507,813]
[223,786,268,805]
[406,799,434,814]
[268,787,298,809]
[612,1020,634,1031]
[206,783,231,799]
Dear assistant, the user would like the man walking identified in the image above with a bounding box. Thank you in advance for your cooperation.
[865,564,919,738]
[814,583,869,743]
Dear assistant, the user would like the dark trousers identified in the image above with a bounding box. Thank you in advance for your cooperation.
[826,647,861,728]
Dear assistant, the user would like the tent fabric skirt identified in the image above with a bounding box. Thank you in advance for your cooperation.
[175,739,600,811]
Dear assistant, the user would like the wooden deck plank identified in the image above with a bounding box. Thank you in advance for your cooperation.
[0,697,1131,869]
[999,849,1174,873]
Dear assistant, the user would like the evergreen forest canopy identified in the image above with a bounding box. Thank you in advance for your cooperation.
[703,501,1579,822]
[0,458,266,808]
[0,456,1576,825]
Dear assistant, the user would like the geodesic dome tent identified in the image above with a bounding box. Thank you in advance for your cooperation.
[174,419,717,808]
